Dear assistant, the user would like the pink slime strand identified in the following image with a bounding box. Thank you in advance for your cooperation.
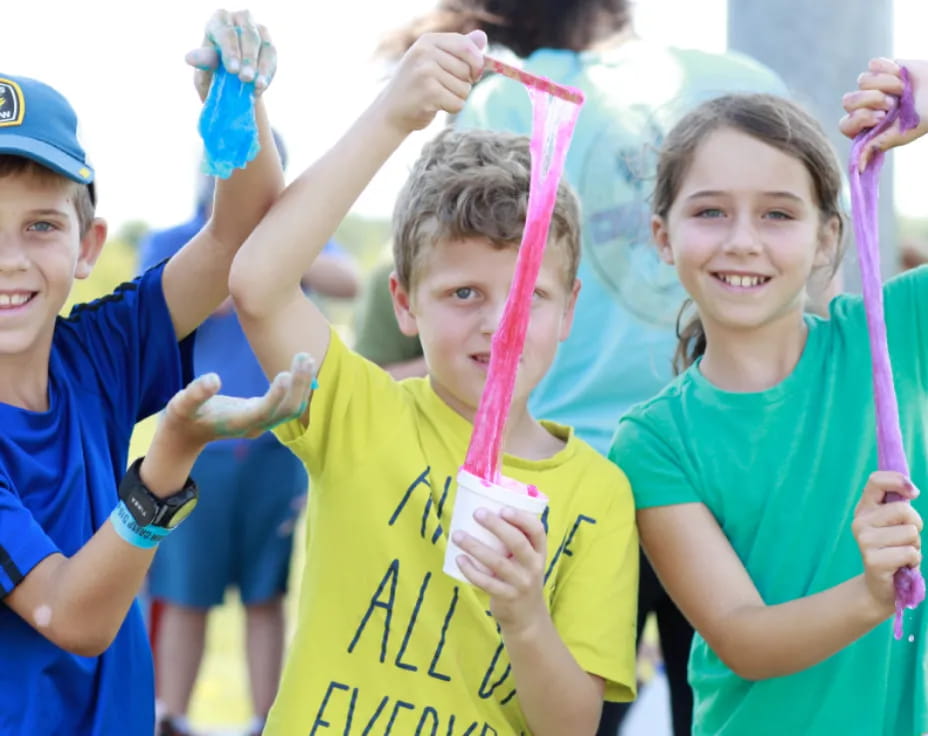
[849,65,925,639]
[483,55,586,106]
[463,88,583,483]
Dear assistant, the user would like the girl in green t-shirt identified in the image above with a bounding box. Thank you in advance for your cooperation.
[610,59,928,735]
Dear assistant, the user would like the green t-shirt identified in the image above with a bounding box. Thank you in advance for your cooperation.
[610,267,928,736]
[353,258,423,366]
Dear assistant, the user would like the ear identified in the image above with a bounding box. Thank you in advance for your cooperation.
[389,271,420,337]
[74,218,107,280]
[558,278,582,342]
[813,214,841,268]
[652,214,675,265]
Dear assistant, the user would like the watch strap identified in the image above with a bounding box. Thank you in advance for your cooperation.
[118,457,198,528]
[110,501,171,549]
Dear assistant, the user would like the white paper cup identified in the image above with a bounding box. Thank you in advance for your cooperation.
[443,468,549,584]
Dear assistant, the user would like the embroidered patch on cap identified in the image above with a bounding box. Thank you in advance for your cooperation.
[0,79,24,127]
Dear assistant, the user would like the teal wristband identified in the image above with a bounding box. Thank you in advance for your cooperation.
[109,501,171,549]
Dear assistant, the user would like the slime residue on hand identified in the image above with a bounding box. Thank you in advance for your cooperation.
[849,65,926,638]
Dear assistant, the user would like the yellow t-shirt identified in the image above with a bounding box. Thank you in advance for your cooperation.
[265,332,638,735]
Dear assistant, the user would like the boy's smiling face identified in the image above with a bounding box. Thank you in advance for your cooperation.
[391,235,579,422]
[0,170,105,363]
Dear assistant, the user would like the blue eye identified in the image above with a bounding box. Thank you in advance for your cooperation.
[766,210,792,220]
[696,208,724,218]
[29,221,56,232]
[453,287,475,300]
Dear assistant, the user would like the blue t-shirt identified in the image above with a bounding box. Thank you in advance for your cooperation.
[0,264,193,735]
[455,41,788,454]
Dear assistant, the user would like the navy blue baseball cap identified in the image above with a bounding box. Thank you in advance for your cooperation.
[0,73,95,203]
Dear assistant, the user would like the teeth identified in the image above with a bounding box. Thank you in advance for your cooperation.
[720,274,764,288]
[0,293,30,307]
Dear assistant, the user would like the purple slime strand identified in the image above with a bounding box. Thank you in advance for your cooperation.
[848,66,925,639]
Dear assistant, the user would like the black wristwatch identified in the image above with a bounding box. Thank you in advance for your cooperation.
[118,457,199,529]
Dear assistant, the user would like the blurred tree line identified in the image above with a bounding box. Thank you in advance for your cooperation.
[62,214,393,335]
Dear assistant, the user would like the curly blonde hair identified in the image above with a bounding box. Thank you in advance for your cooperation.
[392,128,581,290]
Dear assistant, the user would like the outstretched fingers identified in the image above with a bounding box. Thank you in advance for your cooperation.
[166,372,223,421]
[264,352,316,428]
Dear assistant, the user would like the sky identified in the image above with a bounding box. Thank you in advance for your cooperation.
[3,0,926,231]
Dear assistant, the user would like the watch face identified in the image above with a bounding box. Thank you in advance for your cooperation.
[166,496,198,529]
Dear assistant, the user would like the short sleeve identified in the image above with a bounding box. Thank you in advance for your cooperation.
[550,466,639,702]
[883,265,928,390]
[273,329,411,483]
[609,409,701,509]
[0,476,58,599]
[58,262,195,432]
[353,260,423,365]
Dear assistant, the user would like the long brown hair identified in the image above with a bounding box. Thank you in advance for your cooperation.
[650,94,846,373]
[378,0,630,60]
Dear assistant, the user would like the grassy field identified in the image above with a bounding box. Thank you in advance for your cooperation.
[186,545,306,733]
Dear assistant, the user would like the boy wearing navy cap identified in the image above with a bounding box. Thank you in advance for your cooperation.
[0,9,313,735]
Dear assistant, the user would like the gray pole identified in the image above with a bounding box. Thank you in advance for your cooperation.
[728,0,896,288]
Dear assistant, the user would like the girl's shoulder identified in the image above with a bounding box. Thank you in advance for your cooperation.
[619,370,692,423]
[610,374,695,460]
[825,264,928,329]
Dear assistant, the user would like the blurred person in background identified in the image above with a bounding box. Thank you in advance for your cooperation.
[140,130,359,736]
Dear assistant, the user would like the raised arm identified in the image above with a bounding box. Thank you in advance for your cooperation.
[840,57,928,169]
[229,31,486,386]
[161,9,285,340]
[639,470,921,680]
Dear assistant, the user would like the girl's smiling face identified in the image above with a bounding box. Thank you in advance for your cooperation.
[653,126,839,337]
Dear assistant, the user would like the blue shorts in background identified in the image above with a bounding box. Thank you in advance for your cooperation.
[148,437,307,607]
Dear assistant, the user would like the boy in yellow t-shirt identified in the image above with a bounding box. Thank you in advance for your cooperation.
[230,31,638,735]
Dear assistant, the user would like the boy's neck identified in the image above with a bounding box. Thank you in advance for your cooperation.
[0,348,53,412]
[502,408,567,461]
[428,377,567,461]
